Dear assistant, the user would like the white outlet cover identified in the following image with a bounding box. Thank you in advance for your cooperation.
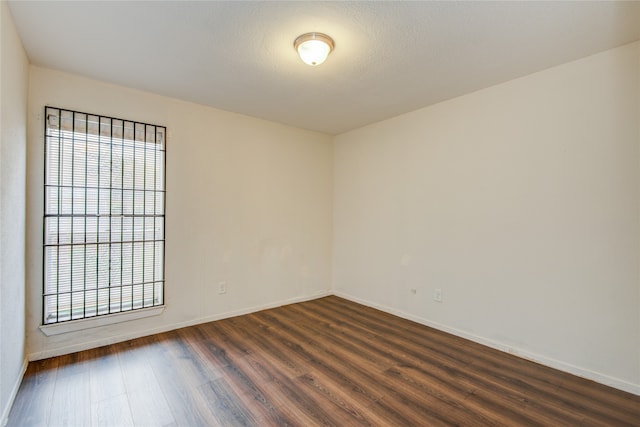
[218,281,227,294]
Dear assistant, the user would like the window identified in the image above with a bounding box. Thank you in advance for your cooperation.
[43,107,165,324]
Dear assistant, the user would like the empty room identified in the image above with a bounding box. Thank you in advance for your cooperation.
[2,1,640,425]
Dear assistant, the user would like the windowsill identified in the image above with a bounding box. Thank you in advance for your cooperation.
[39,306,165,336]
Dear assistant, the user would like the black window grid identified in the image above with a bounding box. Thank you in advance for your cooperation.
[43,107,166,324]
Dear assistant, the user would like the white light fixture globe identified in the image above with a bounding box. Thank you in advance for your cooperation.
[294,32,334,66]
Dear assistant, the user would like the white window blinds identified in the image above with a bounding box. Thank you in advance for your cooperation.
[43,107,166,324]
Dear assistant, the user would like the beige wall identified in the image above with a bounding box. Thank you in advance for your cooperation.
[0,0,29,423]
[333,41,640,394]
[26,67,333,359]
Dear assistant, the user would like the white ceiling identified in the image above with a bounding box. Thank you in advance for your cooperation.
[8,1,640,135]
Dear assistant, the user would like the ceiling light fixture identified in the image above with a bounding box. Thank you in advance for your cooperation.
[294,32,334,66]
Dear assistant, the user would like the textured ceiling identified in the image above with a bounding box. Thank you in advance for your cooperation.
[8,1,640,135]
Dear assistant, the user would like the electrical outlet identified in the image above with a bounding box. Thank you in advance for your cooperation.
[218,281,227,294]
[434,288,442,302]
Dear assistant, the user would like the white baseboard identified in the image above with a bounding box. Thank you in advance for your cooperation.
[333,290,640,396]
[28,289,331,361]
[1,358,28,427]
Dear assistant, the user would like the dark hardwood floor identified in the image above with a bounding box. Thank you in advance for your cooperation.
[8,296,640,426]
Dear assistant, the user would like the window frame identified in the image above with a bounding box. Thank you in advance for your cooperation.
[42,106,166,326]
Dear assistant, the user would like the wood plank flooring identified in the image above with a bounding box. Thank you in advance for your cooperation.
[8,296,640,426]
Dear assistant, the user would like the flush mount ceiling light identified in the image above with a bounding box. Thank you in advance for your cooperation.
[294,32,334,66]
